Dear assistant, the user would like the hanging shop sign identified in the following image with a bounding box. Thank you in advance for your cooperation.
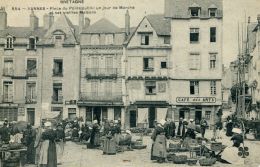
[176,97,216,103]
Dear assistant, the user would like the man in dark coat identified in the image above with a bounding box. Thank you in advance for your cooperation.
[23,123,36,164]
[0,122,10,144]
[200,118,208,138]
[164,119,176,139]
[177,118,186,139]
[226,120,233,137]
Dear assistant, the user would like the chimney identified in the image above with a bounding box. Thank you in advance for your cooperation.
[43,12,54,29]
[125,10,130,36]
[0,7,7,30]
[79,11,84,34]
[30,10,39,31]
[84,17,90,29]
[258,14,260,24]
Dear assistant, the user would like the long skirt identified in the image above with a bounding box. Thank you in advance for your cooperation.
[151,135,167,160]
[39,140,49,165]
[103,138,116,155]
[27,141,36,164]
[38,140,57,167]
[47,140,57,167]
[56,141,64,164]
[35,142,42,165]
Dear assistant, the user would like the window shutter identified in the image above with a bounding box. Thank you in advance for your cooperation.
[8,83,13,102]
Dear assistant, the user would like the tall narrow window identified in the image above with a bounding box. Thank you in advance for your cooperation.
[190,28,199,43]
[3,81,13,103]
[28,37,37,50]
[52,83,63,104]
[53,59,63,76]
[210,81,216,95]
[3,59,14,76]
[210,54,217,69]
[6,36,14,49]
[190,81,199,95]
[189,53,200,70]
[105,81,112,97]
[141,34,149,45]
[143,57,154,71]
[91,81,98,97]
[26,82,37,103]
[164,36,170,44]
[27,59,37,76]
[105,56,113,76]
[210,27,216,42]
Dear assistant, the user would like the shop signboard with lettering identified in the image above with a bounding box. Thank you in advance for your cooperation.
[176,97,216,103]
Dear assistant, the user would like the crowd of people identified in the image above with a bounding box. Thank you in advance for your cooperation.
[0,115,249,166]
[150,116,246,165]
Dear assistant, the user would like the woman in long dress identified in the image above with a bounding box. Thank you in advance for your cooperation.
[151,119,167,163]
[38,122,57,167]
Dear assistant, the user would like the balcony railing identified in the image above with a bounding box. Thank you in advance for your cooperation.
[25,96,37,104]
[2,95,13,103]
[26,69,37,77]
[3,68,14,76]
[85,68,118,78]
[80,92,122,101]
[52,96,63,104]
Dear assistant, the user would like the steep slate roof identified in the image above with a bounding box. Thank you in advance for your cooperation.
[125,14,171,45]
[82,18,123,34]
[41,14,78,45]
[165,0,223,19]
[0,27,47,38]
[146,14,171,36]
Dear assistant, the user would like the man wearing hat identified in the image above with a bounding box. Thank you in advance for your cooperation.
[200,117,208,138]
[0,121,10,144]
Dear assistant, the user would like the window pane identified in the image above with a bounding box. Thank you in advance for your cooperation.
[210,27,216,42]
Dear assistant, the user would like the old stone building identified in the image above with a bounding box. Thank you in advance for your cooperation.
[124,14,171,128]
[0,10,80,125]
[165,0,223,125]
[78,13,129,125]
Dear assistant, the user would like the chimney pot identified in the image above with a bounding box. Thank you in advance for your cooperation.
[0,7,7,30]
[30,10,39,31]
[257,14,260,24]
[125,10,130,36]
[84,17,90,29]
[79,11,84,34]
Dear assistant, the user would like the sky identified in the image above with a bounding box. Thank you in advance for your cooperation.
[1,0,260,67]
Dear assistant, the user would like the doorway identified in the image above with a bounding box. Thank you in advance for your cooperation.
[148,107,156,128]
[27,108,35,126]
[93,107,101,124]
[130,110,137,127]
[195,110,202,124]
[179,108,190,120]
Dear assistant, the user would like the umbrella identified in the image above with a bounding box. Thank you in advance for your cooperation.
[12,121,28,132]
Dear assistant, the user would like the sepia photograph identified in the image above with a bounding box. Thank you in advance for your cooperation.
[0,0,260,166]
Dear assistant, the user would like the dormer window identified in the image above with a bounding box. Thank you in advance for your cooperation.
[5,36,14,49]
[209,8,217,17]
[189,3,201,17]
[28,37,38,50]
[190,8,201,17]
[52,30,66,45]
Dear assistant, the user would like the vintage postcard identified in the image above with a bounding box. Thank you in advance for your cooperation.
[0,0,260,166]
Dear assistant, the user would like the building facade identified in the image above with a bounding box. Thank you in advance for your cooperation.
[78,14,127,125]
[0,10,80,126]
[125,14,171,128]
[165,0,223,125]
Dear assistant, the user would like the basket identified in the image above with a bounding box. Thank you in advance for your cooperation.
[210,142,222,152]
[173,155,187,164]
[169,143,181,149]
[166,153,176,161]
[199,158,217,166]
[187,158,197,166]
[132,145,147,149]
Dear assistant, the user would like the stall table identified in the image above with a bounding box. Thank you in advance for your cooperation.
[0,148,27,167]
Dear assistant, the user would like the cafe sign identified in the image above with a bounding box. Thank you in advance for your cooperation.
[176,97,216,103]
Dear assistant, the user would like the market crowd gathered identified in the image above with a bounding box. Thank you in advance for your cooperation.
[0,115,252,167]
